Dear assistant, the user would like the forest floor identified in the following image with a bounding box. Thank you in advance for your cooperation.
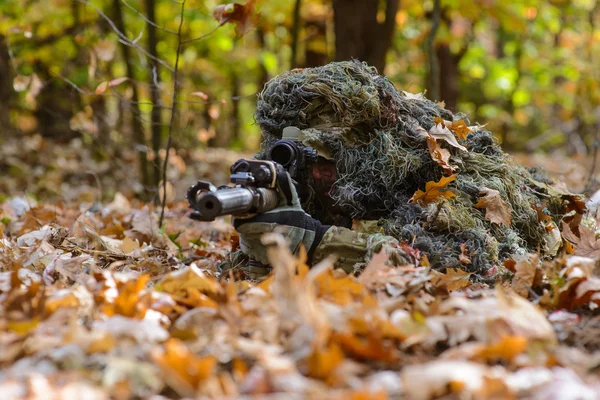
[2,136,600,399]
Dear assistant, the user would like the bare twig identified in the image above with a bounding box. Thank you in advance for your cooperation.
[182,22,224,44]
[120,0,178,35]
[159,0,186,227]
[74,0,174,72]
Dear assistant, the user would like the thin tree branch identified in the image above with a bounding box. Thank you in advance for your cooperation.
[159,0,186,227]
[181,21,224,44]
[121,0,179,35]
[74,0,174,72]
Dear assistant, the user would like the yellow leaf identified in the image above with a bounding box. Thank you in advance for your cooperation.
[410,175,457,205]
[433,268,473,291]
[474,188,512,227]
[7,318,40,334]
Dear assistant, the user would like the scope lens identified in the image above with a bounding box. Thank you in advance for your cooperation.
[269,142,295,167]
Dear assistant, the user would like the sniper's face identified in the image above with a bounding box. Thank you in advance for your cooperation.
[310,157,344,215]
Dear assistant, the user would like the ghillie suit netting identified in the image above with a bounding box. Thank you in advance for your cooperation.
[254,60,583,276]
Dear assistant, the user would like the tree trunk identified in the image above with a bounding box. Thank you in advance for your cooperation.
[256,25,269,90]
[111,0,150,191]
[0,35,14,135]
[145,0,163,188]
[231,70,241,144]
[332,0,399,73]
[303,14,328,67]
[436,44,461,111]
[290,0,302,68]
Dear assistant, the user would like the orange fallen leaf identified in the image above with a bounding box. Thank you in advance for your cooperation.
[533,201,552,223]
[459,243,472,265]
[475,335,528,362]
[474,188,512,227]
[332,332,398,363]
[410,175,457,205]
[101,275,151,318]
[307,342,345,381]
[152,339,217,396]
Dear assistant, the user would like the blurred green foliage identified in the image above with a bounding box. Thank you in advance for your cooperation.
[1,0,599,155]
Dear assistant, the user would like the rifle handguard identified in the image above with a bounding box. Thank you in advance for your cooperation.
[188,184,279,221]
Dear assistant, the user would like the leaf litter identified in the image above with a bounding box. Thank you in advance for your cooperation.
[3,189,600,399]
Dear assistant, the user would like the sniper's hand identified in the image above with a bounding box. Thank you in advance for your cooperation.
[232,172,330,266]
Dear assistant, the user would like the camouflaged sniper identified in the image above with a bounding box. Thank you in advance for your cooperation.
[247,60,580,278]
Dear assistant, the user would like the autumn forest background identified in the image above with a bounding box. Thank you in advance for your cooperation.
[2,0,599,202]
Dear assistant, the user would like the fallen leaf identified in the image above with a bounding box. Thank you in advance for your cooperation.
[475,335,528,362]
[155,264,222,298]
[474,188,512,227]
[511,254,538,298]
[307,342,345,381]
[433,268,473,291]
[152,339,217,397]
[573,225,600,259]
[448,120,472,141]
[410,175,457,205]
[427,137,457,174]
[428,121,467,151]
[459,243,472,265]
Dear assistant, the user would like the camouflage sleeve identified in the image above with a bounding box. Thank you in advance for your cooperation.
[312,226,412,274]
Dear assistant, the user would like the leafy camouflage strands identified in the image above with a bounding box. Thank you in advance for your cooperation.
[255,60,572,276]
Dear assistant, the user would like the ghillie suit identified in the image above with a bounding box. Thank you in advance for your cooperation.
[251,60,582,277]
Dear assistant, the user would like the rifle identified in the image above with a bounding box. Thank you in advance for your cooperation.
[187,127,318,222]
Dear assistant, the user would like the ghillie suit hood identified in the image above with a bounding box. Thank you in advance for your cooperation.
[255,60,582,276]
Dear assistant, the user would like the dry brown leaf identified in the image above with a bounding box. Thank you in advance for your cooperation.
[573,225,600,259]
[511,254,538,298]
[427,137,457,174]
[474,188,512,227]
[459,243,472,265]
[213,0,259,36]
[155,264,222,298]
[433,268,473,291]
[428,121,468,151]
[410,175,457,205]
[573,277,600,307]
